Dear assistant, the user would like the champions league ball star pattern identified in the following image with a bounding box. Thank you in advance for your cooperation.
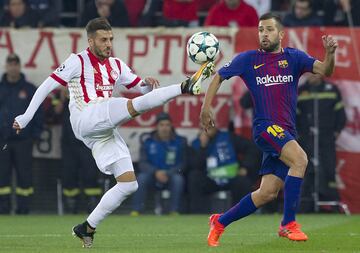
[187,32,220,64]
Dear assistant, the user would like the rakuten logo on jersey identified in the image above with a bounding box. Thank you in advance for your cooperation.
[96,83,114,91]
[256,74,294,86]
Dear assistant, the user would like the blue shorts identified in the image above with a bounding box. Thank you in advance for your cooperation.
[253,121,295,181]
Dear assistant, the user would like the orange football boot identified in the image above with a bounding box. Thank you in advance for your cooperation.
[207,214,225,247]
[278,221,308,241]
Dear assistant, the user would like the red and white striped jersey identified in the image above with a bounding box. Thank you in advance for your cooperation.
[50,48,142,111]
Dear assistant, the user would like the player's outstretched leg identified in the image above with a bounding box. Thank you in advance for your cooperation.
[126,61,214,119]
[105,61,215,133]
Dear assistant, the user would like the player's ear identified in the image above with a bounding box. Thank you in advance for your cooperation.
[88,37,94,47]
[279,30,285,41]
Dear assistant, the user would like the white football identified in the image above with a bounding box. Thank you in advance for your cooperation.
[186,31,220,65]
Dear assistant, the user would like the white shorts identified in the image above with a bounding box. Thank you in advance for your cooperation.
[69,97,134,176]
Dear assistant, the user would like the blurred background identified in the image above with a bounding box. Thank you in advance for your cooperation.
[0,0,359,216]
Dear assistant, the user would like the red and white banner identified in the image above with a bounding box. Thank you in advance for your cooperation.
[1,27,359,212]
[0,28,237,86]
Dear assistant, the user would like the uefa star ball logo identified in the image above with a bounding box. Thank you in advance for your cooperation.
[187,31,220,65]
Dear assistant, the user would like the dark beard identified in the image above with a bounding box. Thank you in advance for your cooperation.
[94,47,109,60]
[261,42,280,52]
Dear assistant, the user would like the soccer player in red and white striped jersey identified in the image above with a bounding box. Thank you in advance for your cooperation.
[13,17,214,248]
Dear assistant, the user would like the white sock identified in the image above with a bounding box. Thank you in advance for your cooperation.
[87,181,138,228]
[132,84,181,113]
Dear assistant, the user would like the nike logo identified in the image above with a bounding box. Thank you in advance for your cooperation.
[254,63,265,69]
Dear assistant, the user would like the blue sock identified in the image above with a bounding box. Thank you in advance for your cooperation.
[282,175,303,226]
[218,193,257,227]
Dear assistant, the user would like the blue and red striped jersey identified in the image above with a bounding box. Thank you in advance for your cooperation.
[219,47,315,135]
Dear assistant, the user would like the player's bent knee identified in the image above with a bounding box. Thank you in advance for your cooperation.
[127,99,140,118]
[125,181,138,195]
[115,181,138,198]
[294,150,308,171]
[282,142,308,171]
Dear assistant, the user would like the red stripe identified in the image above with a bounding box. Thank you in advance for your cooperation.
[77,55,90,103]
[104,60,116,84]
[50,73,67,86]
[87,51,104,98]
[104,60,116,97]
[115,59,121,74]
[260,132,282,153]
[126,76,141,89]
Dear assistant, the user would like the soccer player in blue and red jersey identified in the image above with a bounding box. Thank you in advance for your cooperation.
[200,13,338,246]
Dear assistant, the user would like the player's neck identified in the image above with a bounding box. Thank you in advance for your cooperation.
[259,47,283,54]
[88,48,106,62]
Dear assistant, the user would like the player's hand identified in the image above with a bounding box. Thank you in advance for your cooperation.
[12,120,22,135]
[143,77,160,89]
[322,35,338,54]
[200,109,215,132]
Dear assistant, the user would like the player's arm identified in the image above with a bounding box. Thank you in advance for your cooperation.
[200,53,246,130]
[313,35,338,76]
[13,54,80,133]
[124,77,160,95]
[134,77,160,94]
[13,77,61,134]
[200,73,223,130]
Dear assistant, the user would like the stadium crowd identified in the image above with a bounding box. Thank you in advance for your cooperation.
[0,0,352,215]
[0,0,359,28]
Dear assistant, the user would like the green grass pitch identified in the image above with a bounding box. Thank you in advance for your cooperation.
[0,214,359,253]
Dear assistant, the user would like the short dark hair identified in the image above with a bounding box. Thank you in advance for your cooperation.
[85,17,112,37]
[6,53,20,64]
[259,13,283,29]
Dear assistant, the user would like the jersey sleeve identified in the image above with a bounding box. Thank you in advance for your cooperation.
[297,49,316,74]
[218,52,248,80]
[114,59,142,89]
[50,54,81,86]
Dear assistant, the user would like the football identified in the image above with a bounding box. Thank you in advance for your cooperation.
[186,31,220,65]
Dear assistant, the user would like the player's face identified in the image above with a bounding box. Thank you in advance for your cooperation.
[89,30,113,60]
[156,120,173,140]
[258,19,284,52]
